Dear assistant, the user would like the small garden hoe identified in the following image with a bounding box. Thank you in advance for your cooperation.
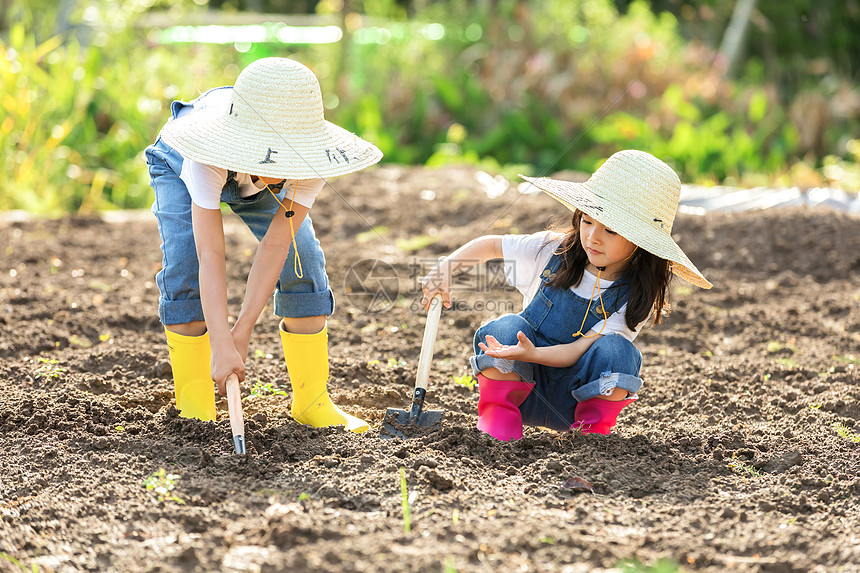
[226,372,246,454]
[382,294,445,438]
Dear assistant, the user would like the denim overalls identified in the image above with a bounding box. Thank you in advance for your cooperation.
[471,252,643,431]
[144,88,334,326]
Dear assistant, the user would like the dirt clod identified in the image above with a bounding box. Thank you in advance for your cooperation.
[1,166,859,572]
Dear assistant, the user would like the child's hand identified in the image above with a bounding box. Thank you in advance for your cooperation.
[211,339,245,396]
[478,331,537,362]
[421,259,453,310]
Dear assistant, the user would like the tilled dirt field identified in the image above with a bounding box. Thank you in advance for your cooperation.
[1,165,859,573]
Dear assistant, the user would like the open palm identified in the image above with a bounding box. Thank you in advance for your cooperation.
[478,331,537,361]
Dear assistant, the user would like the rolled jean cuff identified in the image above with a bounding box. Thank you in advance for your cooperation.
[273,288,335,318]
[470,353,535,384]
[571,371,642,402]
[159,297,205,326]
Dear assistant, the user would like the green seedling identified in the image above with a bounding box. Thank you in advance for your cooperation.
[832,354,858,366]
[617,557,682,573]
[142,468,185,504]
[727,454,763,477]
[0,551,40,572]
[387,357,406,368]
[297,492,310,502]
[776,357,799,369]
[400,466,411,533]
[247,381,288,399]
[833,422,860,443]
[355,225,390,243]
[396,234,437,252]
[33,357,64,380]
[452,375,477,390]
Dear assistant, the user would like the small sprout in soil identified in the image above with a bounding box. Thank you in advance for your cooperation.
[832,354,858,367]
[617,557,683,573]
[68,334,92,348]
[367,359,380,366]
[33,357,64,380]
[810,404,823,410]
[387,357,406,367]
[540,536,555,544]
[115,425,124,432]
[297,493,310,502]
[0,551,38,572]
[247,381,288,399]
[98,332,111,342]
[142,468,185,504]
[451,508,459,525]
[727,455,763,477]
[452,375,477,390]
[762,373,772,382]
[443,557,457,573]
[833,422,860,443]
[253,349,273,359]
[776,357,799,369]
[400,466,411,533]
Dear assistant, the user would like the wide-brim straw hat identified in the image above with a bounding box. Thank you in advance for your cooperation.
[160,57,382,179]
[521,150,712,289]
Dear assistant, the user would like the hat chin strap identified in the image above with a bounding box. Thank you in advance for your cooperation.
[266,181,304,279]
[573,246,637,339]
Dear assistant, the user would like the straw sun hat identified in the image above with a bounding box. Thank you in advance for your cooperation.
[160,57,382,179]
[521,150,712,289]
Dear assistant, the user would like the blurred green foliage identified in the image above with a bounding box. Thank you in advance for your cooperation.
[1,0,858,213]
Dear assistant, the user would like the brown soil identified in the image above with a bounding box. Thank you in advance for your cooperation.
[1,165,859,573]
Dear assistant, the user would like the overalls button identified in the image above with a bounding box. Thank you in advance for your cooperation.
[542,270,551,278]
[548,273,556,280]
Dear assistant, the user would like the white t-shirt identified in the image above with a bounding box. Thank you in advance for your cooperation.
[173,88,324,210]
[501,231,644,341]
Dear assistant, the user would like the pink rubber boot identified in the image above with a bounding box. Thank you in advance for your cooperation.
[476,374,534,441]
[571,396,637,435]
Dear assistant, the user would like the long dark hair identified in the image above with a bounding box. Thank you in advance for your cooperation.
[543,210,672,328]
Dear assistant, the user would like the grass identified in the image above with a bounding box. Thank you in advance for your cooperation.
[0,552,39,572]
[452,374,477,390]
[616,558,683,573]
[396,235,437,253]
[246,381,288,399]
[832,354,858,366]
[33,357,63,380]
[142,468,185,504]
[727,453,763,477]
[833,422,860,443]
[400,466,411,533]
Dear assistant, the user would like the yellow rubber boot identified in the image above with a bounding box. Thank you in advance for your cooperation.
[164,329,217,421]
[279,322,369,433]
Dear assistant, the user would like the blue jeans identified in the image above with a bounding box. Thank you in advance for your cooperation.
[145,137,334,326]
[472,314,642,431]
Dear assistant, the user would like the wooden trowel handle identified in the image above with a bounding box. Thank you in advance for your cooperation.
[414,294,443,392]
[226,372,246,454]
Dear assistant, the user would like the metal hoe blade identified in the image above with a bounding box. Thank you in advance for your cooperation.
[382,295,445,439]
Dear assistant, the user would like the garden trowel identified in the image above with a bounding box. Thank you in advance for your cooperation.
[382,294,445,438]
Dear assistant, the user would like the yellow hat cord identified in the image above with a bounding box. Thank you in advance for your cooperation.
[572,267,608,339]
[265,180,303,279]
[571,246,638,339]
